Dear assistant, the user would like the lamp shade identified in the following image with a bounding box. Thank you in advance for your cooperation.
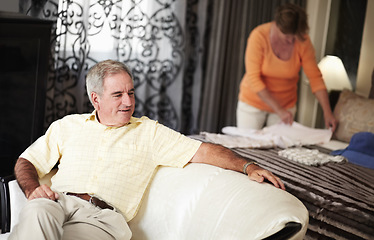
[318,55,352,91]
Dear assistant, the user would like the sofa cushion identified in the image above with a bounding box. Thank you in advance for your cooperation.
[129,163,308,240]
[333,90,374,142]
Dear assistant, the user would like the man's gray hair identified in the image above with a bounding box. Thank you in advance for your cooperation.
[86,60,133,105]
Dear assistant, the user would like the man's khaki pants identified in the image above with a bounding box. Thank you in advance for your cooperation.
[8,192,132,240]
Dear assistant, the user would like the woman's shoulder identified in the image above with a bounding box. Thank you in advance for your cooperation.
[249,22,271,41]
[295,34,314,52]
[252,22,271,34]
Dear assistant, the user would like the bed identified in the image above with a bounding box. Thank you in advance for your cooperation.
[190,86,374,240]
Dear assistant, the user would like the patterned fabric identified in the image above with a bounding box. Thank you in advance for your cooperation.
[20,112,202,221]
[333,89,374,142]
[191,134,374,240]
[19,0,206,134]
[278,147,345,166]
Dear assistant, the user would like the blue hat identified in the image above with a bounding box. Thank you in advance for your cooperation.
[331,132,374,169]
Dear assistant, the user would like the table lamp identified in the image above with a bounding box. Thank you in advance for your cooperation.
[318,55,352,92]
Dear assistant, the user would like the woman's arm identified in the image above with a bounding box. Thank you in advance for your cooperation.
[314,89,337,131]
[299,36,337,131]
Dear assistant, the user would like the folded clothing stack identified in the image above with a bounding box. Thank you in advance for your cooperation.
[278,147,346,166]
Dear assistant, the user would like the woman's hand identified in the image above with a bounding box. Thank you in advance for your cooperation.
[324,112,338,132]
[257,89,294,125]
[277,108,294,125]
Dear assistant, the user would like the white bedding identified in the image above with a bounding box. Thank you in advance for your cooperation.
[202,122,333,149]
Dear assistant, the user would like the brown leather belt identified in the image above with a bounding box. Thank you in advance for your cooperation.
[67,193,114,210]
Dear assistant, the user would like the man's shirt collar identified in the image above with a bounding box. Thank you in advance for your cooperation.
[86,110,142,127]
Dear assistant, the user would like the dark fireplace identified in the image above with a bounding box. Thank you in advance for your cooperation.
[0,12,52,176]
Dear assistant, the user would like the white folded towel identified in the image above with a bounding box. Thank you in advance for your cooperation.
[202,122,332,149]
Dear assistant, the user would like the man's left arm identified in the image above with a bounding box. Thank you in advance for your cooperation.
[190,142,285,190]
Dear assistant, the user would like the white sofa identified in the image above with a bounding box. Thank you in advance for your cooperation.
[0,163,308,239]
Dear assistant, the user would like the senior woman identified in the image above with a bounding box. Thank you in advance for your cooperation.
[237,3,337,131]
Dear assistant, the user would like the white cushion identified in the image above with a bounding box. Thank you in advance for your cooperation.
[0,233,10,240]
[129,163,308,240]
[1,164,308,239]
[8,181,27,231]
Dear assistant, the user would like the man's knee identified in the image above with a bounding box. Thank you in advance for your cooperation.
[10,198,64,240]
[21,198,64,221]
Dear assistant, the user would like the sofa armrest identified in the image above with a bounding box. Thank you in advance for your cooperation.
[0,169,56,234]
[129,163,309,240]
[1,175,28,234]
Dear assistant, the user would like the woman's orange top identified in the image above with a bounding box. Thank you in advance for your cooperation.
[238,22,326,112]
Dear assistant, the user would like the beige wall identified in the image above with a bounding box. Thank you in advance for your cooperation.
[356,0,374,97]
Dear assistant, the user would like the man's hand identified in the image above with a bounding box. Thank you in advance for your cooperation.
[15,158,59,201]
[246,164,286,190]
[27,184,59,201]
[190,143,286,190]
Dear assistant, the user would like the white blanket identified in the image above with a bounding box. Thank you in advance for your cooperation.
[202,122,332,149]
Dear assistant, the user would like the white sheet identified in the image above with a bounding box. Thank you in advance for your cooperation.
[317,139,349,151]
[201,132,278,149]
[263,122,332,146]
[204,122,332,149]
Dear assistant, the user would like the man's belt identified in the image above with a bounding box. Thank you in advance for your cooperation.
[67,193,114,210]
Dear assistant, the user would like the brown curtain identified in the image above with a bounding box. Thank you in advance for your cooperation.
[199,0,306,133]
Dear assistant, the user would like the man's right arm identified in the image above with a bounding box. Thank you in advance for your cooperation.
[14,158,58,201]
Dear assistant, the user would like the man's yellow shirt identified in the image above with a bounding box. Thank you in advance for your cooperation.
[21,111,201,221]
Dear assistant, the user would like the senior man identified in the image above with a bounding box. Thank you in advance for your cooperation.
[10,60,285,240]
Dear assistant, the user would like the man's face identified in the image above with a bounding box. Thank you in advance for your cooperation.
[92,71,135,127]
